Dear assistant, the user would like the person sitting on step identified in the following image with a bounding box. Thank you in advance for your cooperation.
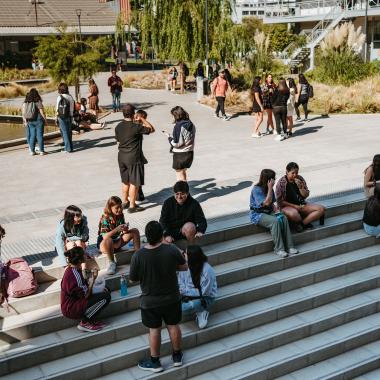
[363,183,380,238]
[61,246,111,333]
[97,196,140,275]
[249,169,298,258]
[275,162,325,232]
[364,154,380,198]
[178,245,217,329]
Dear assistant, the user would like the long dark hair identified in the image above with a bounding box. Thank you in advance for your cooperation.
[287,78,297,94]
[186,245,208,289]
[25,88,42,103]
[171,106,189,122]
[63,205,83,234]
[104,196,122,216]
[250,76,261,99]
[372,154,380,180]
[256,169,276,195]
[299,73,309,85]
[64,246,85,266]
[278,79,289,94]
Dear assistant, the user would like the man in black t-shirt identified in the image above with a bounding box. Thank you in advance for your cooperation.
[115,104,155,213]
[130,221,188,373]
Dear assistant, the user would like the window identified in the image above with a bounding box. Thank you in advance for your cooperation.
[242,10,249,15]
[258,10,264,15]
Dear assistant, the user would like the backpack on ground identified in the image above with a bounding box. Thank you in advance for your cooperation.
[308,84,314,98]
[23,102,39,121]
[6,258,38,298]
[57,96,71,119]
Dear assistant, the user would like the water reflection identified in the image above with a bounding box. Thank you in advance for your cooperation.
[0,122,58,142]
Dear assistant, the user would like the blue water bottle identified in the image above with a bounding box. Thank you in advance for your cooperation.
[120,274,128,296]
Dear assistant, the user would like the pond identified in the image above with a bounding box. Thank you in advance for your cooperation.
[0,122,58,143]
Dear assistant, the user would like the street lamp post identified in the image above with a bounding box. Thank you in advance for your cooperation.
[205,0,209,78]
[75,9,82,101]
[364,0,369,62]
[76,9,82,43]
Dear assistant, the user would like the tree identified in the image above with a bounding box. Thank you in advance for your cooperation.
[34,26,108,100]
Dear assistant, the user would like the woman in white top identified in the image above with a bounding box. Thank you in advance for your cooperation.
[178,245,217,329]
[286,78,297,137]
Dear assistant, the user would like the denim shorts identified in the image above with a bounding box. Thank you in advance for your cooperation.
[96,235,121,249]
[363,223,380,237]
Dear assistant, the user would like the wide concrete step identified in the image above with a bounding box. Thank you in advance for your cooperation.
[278,340,380,380]
[2,259,380,375]
[32,192,366,284]
[187,314,380,380]
[1,228,377,342]
[5,286,380,379]
[1,211,368,318]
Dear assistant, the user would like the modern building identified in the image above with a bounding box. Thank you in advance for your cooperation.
[233,0,266,23]
[263,0,380,70]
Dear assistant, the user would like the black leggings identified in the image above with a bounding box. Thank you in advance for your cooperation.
[295,96,309,119]
[273,106,288,135]
[215,96,226,116]
[83,291,111,322]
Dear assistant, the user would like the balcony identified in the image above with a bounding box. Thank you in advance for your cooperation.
[263,0,380,24]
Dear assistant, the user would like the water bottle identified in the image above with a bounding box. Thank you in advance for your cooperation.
[127,239,134,250]
[120,274,128,296]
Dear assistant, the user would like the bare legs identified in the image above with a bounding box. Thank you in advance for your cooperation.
[253,111,263,135]
[175,169,187,182]
[266,109,274,132]
[149,325,182,357]
[287,115,294,135]
[282,204,326,226]
[121,182,139,208]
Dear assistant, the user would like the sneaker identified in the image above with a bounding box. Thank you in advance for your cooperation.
[30,151,36,156]
[221,115,230,121]
[287,132,293,137]
[266,128,273,135]
[275,135,285,141]
[93,320,107,328]
[276,250,288,258]
[127,205,144,213]
[296,117,301,121]
[106,261,117,275]
[288,248,299,255]
[251,132,261,138]
[138,358,163,373]
[196,310,209,329]
[122,201,130,210]
[303,223,314,230]
[39,151,47,156]
[319,215,325,226]
[77,321,102,332]
[172,351,183,367]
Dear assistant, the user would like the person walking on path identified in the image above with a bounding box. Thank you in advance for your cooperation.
[211,69,230,121]
[271,79,290,142]
[87,79,99,114]
[262,74,276,134]
[295,73,310,121]
[115,104,155,213]
[249,169,298,258]
[56,82,75,153]
[130,221,188,373]
[107,69,123,112]
[22,88,47,156]
[250,76,264,138]
[160,181,207,245]
[163,106,195,182]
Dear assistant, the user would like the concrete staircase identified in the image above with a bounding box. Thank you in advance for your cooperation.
[1,191,380,380]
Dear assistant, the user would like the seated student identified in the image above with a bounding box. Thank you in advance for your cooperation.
[61,246,111,332]
[55,205,89,269]
[275,162,325,232]
[363,184,380,237]
[98,196,141,275]
[78,98,105,130]
[178,245,217,329]
[364,154,380,198]
[250,169,298,258]
[160,181,207,244]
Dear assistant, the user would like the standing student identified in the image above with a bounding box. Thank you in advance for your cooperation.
[250,76,264,138]
[87,79,99,114]
[295,73,310,121]
[193,62,204,79]
[168,67,178,92]
[211,70,229,121]
[130,221,188,373]
[107,69,123,112]
[262,74,276,134]
[286,78,297,137]
[22,88,47,156]
[272,79,290,142]
[364,154,380,198]
[56,82,75,153]
[61,246,111,332]
[97,196,141,275]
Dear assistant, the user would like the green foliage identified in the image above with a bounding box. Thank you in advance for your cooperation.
[34,26,108,86]
[0,69,48,81]
[115,13,126,46]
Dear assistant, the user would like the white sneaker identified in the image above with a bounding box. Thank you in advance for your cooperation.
[273,130,278,135]
[196,310,209,329]
[106,261,117,275]
[222,115,231,121]
[275,134,285,141]
[276,250,288,258]
[288,248,299,255]
[251,133,261,138]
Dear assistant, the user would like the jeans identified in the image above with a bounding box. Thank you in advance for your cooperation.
[215,96,226,116]
[182,296,215,314]
[112,91,121,111]
[273,106,288,135]
[295,95,309,119]
[258,212,295,253]
[363,223,380,237]
[58,117,73,152]
[27,115,45,153]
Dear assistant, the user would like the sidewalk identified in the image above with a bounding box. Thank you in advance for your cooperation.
[0,72,379,262]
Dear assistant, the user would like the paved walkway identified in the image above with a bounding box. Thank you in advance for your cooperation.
[0,72,379,262]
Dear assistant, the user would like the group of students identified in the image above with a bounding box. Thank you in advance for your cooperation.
[250,73,312,140]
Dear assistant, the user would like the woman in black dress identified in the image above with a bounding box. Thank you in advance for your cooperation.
[250,76,264,138]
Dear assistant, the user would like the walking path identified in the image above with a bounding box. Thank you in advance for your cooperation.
[0,71,379,262]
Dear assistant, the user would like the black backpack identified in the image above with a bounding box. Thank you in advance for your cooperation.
[308,84,314,98]
[57,96,71,119]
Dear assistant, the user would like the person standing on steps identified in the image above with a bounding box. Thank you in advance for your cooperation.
[115,104,155,213]
[130,221,188,373]
[211,69,230,121]
[107,69,123,112]
[363,184,380,237]
[295,73,310,121]
[250,76,264,138]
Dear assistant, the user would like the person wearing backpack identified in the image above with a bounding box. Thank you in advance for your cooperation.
[22,88,47,156]
[295,74,311,122]
[56,83,75,153]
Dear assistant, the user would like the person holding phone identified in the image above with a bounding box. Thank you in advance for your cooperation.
[249,169,298,258]
[97,196,141,275]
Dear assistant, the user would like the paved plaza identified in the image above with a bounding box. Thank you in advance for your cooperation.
[0,72,379,262]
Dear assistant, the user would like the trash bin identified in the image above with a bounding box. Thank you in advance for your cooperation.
[196,77,210,100]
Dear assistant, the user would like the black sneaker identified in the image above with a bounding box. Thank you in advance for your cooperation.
[137,187,145,202]
[122,201,130,210]
[303,223,314,230]
[138,358,163,373]
[127,205,144,213]
[319,215,325,226]
[295,223,304,233]
[172,351,183,367]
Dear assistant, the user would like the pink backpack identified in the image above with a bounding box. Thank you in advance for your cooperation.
[6,258,38,298]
